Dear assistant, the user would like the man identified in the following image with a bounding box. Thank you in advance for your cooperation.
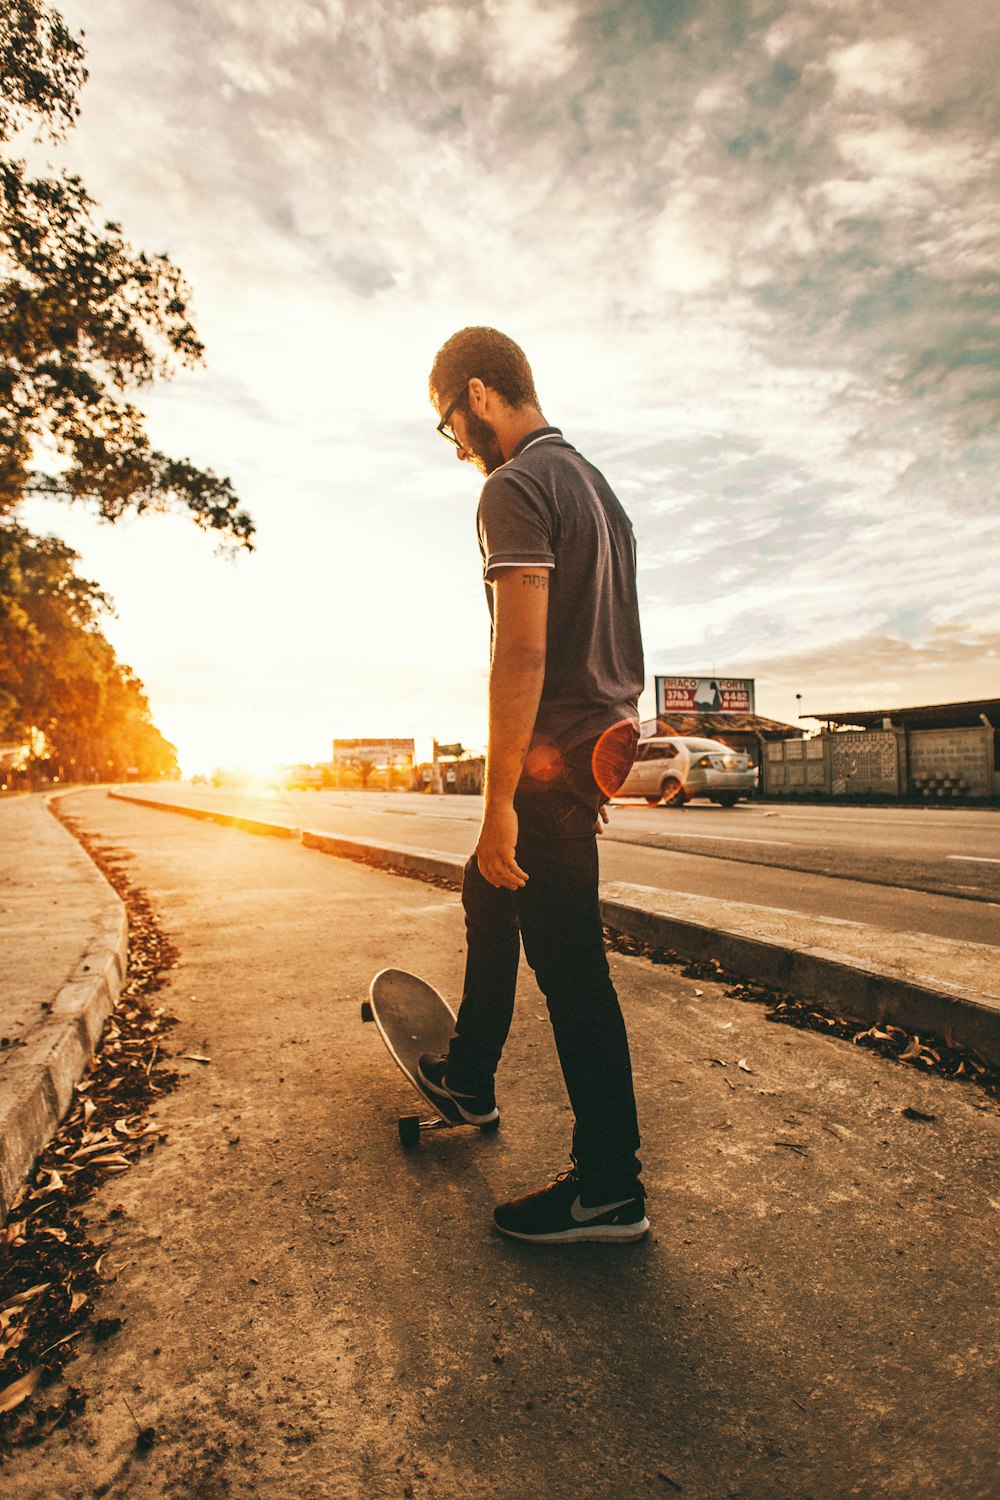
[420,326,648,1244]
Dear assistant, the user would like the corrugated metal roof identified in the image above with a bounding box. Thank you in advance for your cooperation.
[649,712,803,739]
[802,698,1000,730]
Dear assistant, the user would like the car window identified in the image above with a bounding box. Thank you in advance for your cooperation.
[638,741,678,761]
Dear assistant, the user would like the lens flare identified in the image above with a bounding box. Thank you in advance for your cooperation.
[592,721,640,799]
[524,743,564,783]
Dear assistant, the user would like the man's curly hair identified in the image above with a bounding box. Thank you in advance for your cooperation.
[429,327,541,411]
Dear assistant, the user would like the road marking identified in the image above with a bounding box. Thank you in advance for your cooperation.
[947,855,1000,865]
[646,831,790,847]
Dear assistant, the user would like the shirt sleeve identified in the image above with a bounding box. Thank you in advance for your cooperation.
[477,471,556,581]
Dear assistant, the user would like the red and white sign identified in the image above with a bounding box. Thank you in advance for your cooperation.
[655,677,755,715]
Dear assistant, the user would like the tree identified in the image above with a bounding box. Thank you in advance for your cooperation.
[0,520,179,781]
[0,0,253,549]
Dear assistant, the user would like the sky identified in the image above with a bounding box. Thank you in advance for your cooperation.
[17,0,1000,775]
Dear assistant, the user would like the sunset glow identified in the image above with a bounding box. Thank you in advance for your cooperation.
[15,0,999,770]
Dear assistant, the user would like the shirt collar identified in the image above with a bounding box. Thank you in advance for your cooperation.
[509,426,563,459]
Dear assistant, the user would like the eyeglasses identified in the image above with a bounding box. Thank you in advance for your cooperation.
[436,383,469,447]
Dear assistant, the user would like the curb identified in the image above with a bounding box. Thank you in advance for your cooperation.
[108,791,298,841]
[109,790,1000,1068]
[301,828,465,882]
[598,890,1000,1066]
[0,798,128,1220]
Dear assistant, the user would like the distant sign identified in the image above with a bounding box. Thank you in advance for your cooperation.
[331,738,414,765]
[655,676,755,715]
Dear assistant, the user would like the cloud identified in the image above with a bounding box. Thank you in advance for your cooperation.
[753,617,1000,719]
[33,0,1000,764]
[828,39,927,102]
[484,0,580,83]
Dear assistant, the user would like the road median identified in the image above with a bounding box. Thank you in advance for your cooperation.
[599,881,1000,1065]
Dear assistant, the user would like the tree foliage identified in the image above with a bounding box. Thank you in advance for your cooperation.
[0,4,249,781]
[0,0,86,142]
[0,520,179,781]
[0,0,253,548]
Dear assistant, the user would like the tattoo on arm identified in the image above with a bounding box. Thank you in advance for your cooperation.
[521,573,549,590]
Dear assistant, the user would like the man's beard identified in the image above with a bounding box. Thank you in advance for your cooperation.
[461,410,506,475]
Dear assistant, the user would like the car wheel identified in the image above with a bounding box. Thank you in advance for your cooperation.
[661,776,686,806]
[644,794,661,804]
[717,793,739,808]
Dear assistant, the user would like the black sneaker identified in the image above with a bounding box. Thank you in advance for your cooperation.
[417,1054,499,1127]
[493,1170,649,1244]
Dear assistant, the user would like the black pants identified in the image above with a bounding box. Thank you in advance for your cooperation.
[448,725,642,1197]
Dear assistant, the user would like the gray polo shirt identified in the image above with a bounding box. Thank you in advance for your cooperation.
[477,427,645,750]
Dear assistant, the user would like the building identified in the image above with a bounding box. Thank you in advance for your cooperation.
[764,698,1000,801]
[412,754,485,794]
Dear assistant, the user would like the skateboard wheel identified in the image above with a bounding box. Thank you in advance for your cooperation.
[398,1115,421,1147]
[360,1000,374,1023]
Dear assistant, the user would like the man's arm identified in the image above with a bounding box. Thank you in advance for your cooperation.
[475,567,549,889]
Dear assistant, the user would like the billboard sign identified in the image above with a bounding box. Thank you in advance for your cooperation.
[331,738,414,766]
[655,676,755,715]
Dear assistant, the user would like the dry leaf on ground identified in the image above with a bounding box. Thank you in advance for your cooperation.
[0,1367,42,1414]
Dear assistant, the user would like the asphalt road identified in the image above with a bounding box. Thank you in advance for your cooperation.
[140,786,1000,949]
[10,790,998,1500]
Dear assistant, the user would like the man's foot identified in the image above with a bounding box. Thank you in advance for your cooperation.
[417,1055,499,1126]
[493,1170,649,1244]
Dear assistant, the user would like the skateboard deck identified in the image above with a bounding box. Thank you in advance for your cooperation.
[363,968,496,1146]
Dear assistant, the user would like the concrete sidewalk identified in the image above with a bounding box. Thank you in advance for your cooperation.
[0,794,127,1218]
[5,788,998,1500]
[116,787,1000,1067]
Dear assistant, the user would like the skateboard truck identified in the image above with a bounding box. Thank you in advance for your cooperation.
[397,1113,452,1147]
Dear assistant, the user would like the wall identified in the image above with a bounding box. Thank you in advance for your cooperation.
[764,725,997,800]
[829,731,901,796]
[907,727,993,799]
[764,736,826,795]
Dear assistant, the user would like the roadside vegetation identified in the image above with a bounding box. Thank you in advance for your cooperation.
[0,521,179,784]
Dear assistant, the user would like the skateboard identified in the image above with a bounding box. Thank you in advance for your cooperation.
[362,968,500,1147]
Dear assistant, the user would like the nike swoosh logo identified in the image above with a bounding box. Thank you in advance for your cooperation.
[570,1195,635,1223]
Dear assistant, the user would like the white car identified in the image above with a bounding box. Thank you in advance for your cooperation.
[617,735,758,807]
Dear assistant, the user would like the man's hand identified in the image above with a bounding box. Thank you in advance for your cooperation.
[476,803,528,890]
[596,803,610,835]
